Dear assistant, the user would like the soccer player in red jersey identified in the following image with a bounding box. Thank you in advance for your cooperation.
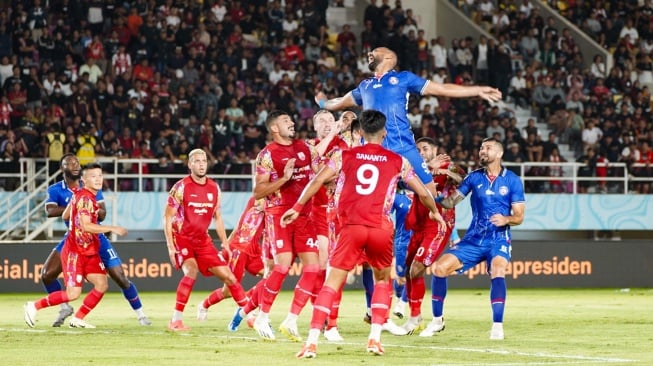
[400,137,464,336]
[24,163,128,329]
[282,109,445,358]
[197,196,265,321]
[232,110,321,341]
[164,149,248,331]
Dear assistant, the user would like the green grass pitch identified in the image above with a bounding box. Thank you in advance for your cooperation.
[1,288,651,365]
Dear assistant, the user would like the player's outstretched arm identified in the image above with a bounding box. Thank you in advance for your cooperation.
[280,165,337,227]
[425,82,502,103]
[406,177,446,228]
[314,91,357,111]
[436,190,465,209]
[79,213,127,236]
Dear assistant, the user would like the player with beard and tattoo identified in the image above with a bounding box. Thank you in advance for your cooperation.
[39,154,151,327]
[314,47,502,197]
[432,137,526,340]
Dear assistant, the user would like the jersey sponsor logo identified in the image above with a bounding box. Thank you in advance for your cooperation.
[499,186,509,196]
[389,76,399,85]
[485,189,495,195]
[373,83,382,89]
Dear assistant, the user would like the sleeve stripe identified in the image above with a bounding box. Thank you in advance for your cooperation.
[420,80,429,95]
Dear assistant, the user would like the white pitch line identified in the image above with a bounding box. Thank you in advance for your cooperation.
[0,327,638,364]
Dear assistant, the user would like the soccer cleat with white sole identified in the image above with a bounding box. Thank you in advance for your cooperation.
[53,303,74,327]
[296,343,317,358]
[197,301,208,321]
[419,318,445,337]
[490,322,504,340]
[167,319,190,331]
[24,302,37,328]
[254,316,276,341]
[279,318,302,342]
[381,319,408,336]
[366,339,385,355]
[402,317,424,335]
[69,317,96,329]
[138,316,152,326]
[323,327,344,342]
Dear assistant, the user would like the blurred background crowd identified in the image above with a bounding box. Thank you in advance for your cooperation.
[0,0,651,193]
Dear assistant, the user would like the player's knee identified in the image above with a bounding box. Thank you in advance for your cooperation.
[66,288,82,301]
[223,273,238,285]
[40,268,58,284]
[107,267,131,289]
[433,264,449,277]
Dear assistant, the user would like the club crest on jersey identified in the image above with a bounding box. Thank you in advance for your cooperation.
[207,193,214,201]
[297,152,306,161]
[499,186,509,196]
[389,76,399,85]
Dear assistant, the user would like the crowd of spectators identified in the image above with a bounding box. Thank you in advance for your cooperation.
[0,0,650,194]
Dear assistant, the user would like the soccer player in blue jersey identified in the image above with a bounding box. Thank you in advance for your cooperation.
[432,137,526,340]
[315,47,502,196]
[40,154,151,326]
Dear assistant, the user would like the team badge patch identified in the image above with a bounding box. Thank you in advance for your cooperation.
[297,152,306,161]
[499,186,509,196]
[389,76,399,85]
[207,193,213,201]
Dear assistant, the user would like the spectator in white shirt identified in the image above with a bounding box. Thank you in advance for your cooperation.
[581,120,603,151]
[430,36,448,70]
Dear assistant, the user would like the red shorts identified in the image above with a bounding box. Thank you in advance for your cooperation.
[61,248,105,288]
[173,235,227,276]
[406,226,452,267]
[329,224,393,271]
[265,213,317,257]
[310,206,329,237]
[223,248,265,280]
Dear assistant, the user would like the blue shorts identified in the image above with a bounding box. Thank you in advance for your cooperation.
[444,237,511,275]
[395,144,432,185]
[393,193,412,277]
[54,233,123,269]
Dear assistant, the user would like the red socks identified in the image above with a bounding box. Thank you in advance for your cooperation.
[175,276,196,312]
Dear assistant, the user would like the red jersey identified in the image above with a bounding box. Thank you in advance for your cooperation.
[65,188,101,256]
[228,196,264,256]
[328,144,416,230]
[255,139,319,215]
[407,163,463,231]
[307,136,349,207]
[167,176,221,239]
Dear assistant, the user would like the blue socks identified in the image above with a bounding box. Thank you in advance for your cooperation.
[122,282,143,310]
[44,279,63,294]
[362,266,374,309]
[490,277,506,323]
[431,276,447,317]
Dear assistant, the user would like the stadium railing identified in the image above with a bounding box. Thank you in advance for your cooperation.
[0,158,651,194]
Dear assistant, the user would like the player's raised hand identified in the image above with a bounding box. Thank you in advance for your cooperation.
[314,91,327,107]
[429,153,450,171]
[283,158,296,181]
[478,87,502,103]
[280,208,299,228]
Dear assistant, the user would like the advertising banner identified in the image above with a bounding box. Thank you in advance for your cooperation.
[1,241,651,292]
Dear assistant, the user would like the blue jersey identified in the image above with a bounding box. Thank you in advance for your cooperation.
[456,167,525,245]
[45,180,105,228]
[351,70,428,152]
